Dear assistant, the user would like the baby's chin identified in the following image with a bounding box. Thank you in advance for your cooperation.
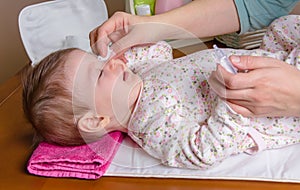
[128,79,143,108]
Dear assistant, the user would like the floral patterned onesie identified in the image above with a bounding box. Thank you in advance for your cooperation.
[124,15,300,169]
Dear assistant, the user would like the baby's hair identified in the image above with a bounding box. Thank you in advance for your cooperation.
[22,48,87,146]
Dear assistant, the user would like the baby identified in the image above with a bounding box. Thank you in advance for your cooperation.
[23,15,300,169]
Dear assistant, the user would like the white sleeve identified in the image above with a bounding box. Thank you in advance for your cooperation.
[124,41,173,69]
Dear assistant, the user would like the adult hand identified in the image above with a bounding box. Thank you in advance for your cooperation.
[90,12,142,57]
[89,12,166,57]
[209,55,300,117]
[90,11,198,57]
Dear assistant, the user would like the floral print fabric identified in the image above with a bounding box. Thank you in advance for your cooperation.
[124,15,300,169]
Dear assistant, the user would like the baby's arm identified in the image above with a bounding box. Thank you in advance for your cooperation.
[261,15,300,54]
[124,41,173,67]
[138,99,254,169]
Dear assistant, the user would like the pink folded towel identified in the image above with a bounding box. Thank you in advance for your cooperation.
[27,131,124,179]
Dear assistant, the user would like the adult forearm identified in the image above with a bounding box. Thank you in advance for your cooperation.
[148,0,240,38]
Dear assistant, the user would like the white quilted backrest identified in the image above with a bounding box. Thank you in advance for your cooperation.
[18,0,108,65]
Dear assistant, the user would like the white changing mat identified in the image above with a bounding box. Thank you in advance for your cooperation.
[18,0,300,183]
[106,131,300,183]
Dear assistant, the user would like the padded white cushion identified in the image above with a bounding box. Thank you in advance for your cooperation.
[19,0,108,65]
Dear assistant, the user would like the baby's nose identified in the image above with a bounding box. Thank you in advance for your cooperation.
[107,59,126,71]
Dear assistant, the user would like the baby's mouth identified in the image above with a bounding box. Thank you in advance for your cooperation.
[123,71,129,81]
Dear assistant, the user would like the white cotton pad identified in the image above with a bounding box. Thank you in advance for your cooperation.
[97,45,113,61]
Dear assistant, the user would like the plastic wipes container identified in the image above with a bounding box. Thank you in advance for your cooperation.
[128,0,192,16]
[134,0,155,15]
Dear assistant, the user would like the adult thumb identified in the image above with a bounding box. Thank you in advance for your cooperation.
[229,55,276,70]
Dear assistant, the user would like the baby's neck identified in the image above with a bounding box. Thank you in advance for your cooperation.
[108,98,140,133]
[108,82,142,133]
[106,118,129,133]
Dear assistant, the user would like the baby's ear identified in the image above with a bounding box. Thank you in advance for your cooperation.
[77,112,110,133]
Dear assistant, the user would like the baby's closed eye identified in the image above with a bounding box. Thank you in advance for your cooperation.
[98,70,103,79]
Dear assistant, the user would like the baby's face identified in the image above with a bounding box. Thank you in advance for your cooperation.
[65,49,142,126]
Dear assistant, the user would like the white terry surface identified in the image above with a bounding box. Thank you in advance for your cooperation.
[105,136,300,183]
[18,0,300,183]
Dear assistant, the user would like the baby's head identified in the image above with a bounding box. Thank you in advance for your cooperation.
[22,48,142,146]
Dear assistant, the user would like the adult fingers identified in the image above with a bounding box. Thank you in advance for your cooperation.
[89,25,112,56]
[229,55,279,70]
[215,64,256,90]
[226,101,254,117]
[110,23,159,55]
[89,12,132,56]
[208,70,225,97]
